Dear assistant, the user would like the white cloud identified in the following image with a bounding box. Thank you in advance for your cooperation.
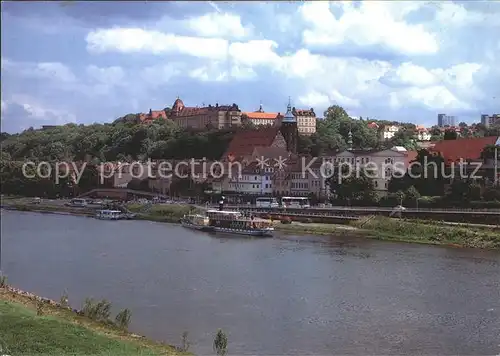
[187,12,251,39]
[9,94,77,124]
[229,40,281,67]
[86,28,229,60]
[300,1,438,55]
[1,100,6,113]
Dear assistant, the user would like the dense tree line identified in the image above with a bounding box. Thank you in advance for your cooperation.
[1,105,499,201]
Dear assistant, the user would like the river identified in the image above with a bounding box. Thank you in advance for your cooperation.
[1,210,499,355]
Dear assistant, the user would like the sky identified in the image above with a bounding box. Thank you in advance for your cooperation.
[1,1,500,133]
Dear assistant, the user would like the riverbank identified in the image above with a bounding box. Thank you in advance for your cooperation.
[0,286,187,356]
[3,200,499,249]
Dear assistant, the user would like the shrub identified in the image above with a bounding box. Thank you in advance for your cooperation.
[181,331,190,352]
[115,308,132,330]
[213,329,228,356]
[0,275,7,288]
[81,298,112,322]
[59,289,69,308]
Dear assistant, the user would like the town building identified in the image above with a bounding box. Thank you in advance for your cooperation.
[323,146,416,196]
[429,136,500,164]
[367,122,379,130]
[415,125,431,141]
[241,104,281,126]
[222,126,288,162]
[293,108,317,135]
[481,114,500,128]
[437,113,456,127]
[169,98,242,129]
[380,125,400,140]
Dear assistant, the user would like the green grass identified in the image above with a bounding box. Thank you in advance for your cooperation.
[353,216,500,249]
[0,290,186,356]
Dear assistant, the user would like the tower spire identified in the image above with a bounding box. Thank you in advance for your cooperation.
[347,124,353,150]
[258,100,263,112]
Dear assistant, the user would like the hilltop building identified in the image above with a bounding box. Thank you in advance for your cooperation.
[241,103,281,126]
[168,97,242,129]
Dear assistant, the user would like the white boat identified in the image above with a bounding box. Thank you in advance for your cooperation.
[182,210,274,237]
[95,210,124,220]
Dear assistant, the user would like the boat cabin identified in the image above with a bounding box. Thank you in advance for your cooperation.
[206,210,242,220]
[96,210,122,220]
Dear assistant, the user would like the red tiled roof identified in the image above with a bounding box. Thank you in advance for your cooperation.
[139,110,167,122]
[405,151,418,166]
[243,112,279,120]
[430,136,498,163]
[293,108,315,117]
[223,127,281,159]
[367,122,379,129]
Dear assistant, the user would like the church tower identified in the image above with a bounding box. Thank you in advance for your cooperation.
[280,97,299,154]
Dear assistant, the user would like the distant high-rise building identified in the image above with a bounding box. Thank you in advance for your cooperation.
[481,114,500,128]
[437,113,456,127]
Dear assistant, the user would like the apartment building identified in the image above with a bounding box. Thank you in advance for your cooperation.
[437,113,456,127]
[481,114,500,128]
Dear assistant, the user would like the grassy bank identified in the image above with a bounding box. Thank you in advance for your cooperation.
[127,204,201,223]
[352,216,500,249]
[0,288,187,356]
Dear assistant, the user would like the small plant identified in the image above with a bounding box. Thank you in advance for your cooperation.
[36,300,44,316]
[115,308,131,330]
[181,331,190,352]
[81,298,112,322]
[0,274,7,287]
[213,329,228,356]
[59,289,69,308]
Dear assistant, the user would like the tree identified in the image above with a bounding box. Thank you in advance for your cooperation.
[329,166,377,203]
[213,329,228,356]
[443,129,458,140]
[458,122,467,128]
[405,185,420,207]
[395,190,405,205]
[409,149,447,196]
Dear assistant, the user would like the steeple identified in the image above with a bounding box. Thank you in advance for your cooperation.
[347,125,353,150]
[257,100,263,113]
[282,96,296,123]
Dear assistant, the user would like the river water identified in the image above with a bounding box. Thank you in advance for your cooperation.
[1,210,499,355]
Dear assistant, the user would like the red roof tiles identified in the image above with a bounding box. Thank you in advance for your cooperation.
[243,112,279,120]
[223,127,281,160]
[430,136,499,163]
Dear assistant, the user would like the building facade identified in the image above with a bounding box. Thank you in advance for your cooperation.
[437,113,456,127]
[481,114,500,128]
[169,98,242,129]
[324,147,414,196]
[380,125,400,140]
[293,108,316,135]
[241,104,281,126]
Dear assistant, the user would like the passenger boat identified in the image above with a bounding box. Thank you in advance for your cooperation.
[181,209,274,237]
[95,209,124,220]
[180,214,212,231]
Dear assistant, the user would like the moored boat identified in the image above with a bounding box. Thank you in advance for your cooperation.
[95,209,124,220]
[180,214,213,231]
[206,209,274,237]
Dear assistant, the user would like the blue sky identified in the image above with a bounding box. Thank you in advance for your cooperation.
[1,1,499,133]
